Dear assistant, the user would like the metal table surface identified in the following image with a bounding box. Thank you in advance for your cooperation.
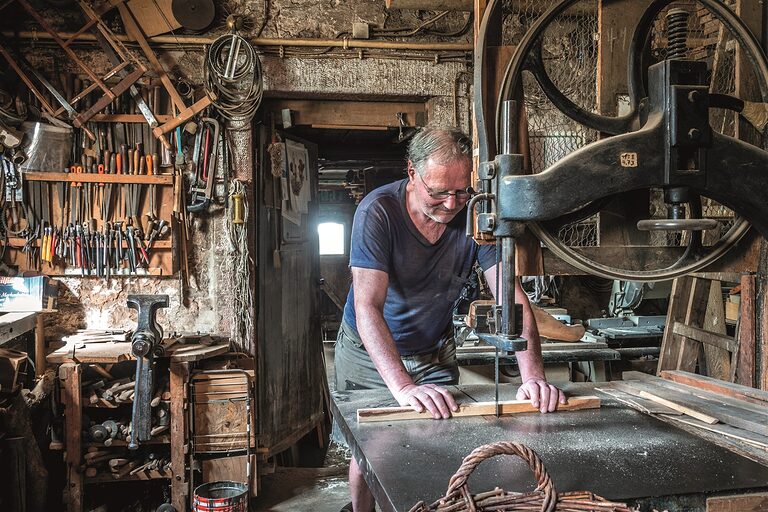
[331,383,768,512]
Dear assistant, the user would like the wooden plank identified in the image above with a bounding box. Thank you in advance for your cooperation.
[596,387,683,415]
[202,456,258,497]
[170,362,189,512]
[707,492,768,512]
[34,313,46,377]
[701,279,731,380]
[677,277,713,372]
[357,396,600,423]
[23,171,174,185]
[612,381,718,424]
[672,322,737,353]
[664,416,768,451]
[60,363,83,512]
[168,342,229,362]
[0,312,37,346]
[626,371,768,418]
[615,380,768,436]
[735,274,756,386]
[268,99,426,130]
[660,370,768,406]
[127,0,181,37]
[658,277,693,372]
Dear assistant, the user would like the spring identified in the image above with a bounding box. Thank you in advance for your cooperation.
[666,8,690,60]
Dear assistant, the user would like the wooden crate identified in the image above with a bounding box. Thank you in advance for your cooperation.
[191,370,256,453]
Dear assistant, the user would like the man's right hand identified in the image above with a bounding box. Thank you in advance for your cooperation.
[394,383,459,419]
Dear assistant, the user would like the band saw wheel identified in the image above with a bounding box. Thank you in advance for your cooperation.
[486,0,768,281]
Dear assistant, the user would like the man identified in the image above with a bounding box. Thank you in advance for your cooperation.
[335,127,565,512]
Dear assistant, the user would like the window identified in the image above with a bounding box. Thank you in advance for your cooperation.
[318,222,345,255]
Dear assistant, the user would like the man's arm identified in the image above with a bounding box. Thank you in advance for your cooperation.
[483,264,566,412]
[352,266,459,419]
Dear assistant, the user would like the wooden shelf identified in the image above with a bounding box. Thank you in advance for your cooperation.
[85,470,172,484]
[5,238,172,249]
[23,171,175,185]
[83,436,170,448]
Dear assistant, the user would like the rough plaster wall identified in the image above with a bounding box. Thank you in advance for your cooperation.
[262,57,472,132]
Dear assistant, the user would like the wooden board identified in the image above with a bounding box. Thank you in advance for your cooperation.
[266,99,427,130]
[192,371,255,452]
[47,341,228,364]
[735,274,756,387]
[0,312,37,346]
[356,396,600,423]
[707,492,768,512]
[595,387,683,415]
[127,0,181,37]
[7,174,177,276]
[672,322,737,353]
[614,379,768,436]
[701,280,731,381]
[660,370,768,406]
[202,455,258,497]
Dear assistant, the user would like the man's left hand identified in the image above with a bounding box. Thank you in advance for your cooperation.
[516,379,567,413]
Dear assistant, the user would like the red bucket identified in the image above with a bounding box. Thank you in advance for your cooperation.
[193,481,248,512]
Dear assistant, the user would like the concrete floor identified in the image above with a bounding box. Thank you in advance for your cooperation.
[250,344,351,512]
[250,452,351,512]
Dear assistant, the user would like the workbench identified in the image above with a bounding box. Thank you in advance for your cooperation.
[331,383,768,512]
[48,340,230,512]
[0,310,52,377]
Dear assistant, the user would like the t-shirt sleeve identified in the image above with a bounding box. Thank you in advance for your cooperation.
[349,201,391,272]
[476,242,497,271]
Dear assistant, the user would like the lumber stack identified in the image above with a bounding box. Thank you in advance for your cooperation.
[598,371,768,462]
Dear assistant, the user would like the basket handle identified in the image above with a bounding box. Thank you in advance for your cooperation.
[443,442,556,512]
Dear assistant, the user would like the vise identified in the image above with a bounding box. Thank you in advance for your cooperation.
[128,294,169,450]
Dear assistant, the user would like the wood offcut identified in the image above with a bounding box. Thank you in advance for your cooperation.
[357,396,600,423]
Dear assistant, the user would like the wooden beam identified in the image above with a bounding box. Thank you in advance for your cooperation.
[671,322,737,353]
[357,396,600,423]
[660,370,768,406]
[267,99,427,130]
[735,274,756,387]
[170,362,189,512]
[707,492,768,512]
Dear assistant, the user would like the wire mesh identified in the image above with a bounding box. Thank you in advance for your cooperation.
[503,0,761,252]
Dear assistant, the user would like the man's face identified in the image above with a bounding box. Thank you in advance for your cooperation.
[409,156,472,224]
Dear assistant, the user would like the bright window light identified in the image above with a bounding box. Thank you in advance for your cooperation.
[318,222,345,255]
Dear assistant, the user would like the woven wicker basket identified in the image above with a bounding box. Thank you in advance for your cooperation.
[408,442,634,512]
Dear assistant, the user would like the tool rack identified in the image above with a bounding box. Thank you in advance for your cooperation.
[49,341,229,512]
[3,169,178,276]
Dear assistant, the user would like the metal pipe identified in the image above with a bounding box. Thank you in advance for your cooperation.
[500,100,517,155]
[500,236,516,337]
[4,31,473,52]
[385,0,471,11]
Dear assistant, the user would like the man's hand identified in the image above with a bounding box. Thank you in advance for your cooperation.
[394,383,459,419]
[516,379,567,413]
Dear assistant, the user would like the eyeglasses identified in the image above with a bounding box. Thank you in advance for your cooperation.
[415,172,472,201]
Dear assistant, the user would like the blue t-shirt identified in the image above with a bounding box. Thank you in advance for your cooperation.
[342,179,496,355]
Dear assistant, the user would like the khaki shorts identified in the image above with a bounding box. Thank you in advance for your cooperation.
[334,321,459,391]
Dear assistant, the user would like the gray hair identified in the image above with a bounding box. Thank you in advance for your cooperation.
[407,127,471,175]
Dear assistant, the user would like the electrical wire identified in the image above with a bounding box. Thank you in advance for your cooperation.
[227,178,253,352]
[205,33,263,122]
